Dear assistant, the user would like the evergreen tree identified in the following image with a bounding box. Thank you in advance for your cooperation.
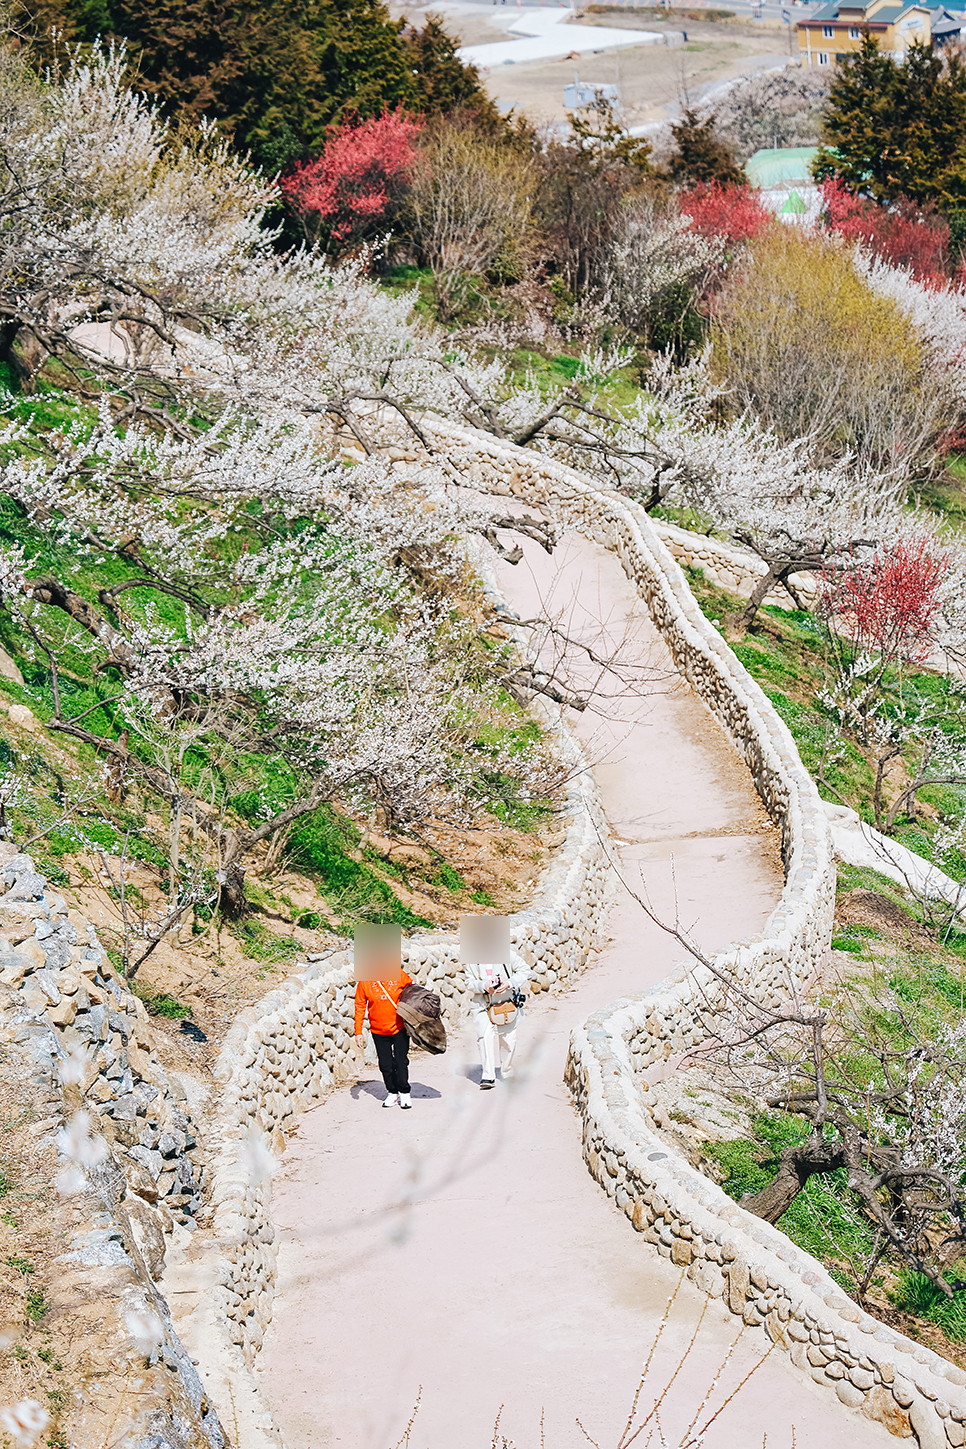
[815,35,966,209]
[664,108,743,188]
[400,16,496,123]
[535,99,654,297]
[12,0,489,171]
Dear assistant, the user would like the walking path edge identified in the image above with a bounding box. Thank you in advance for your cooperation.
[166,427,965,1448]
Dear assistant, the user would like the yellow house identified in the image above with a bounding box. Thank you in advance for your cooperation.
[797,0,936,65]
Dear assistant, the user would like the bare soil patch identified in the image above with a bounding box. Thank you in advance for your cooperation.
[433,10,796,126]
[835,888,933,942]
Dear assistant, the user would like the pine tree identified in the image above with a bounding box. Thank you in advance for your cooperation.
[664,109,743,188]
[815,36,966,209]
[13,0,487,171]
[401,15,495,121]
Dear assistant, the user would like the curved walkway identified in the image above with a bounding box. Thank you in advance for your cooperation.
[258,530,893,1449]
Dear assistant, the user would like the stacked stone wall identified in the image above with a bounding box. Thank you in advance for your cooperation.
[15,419,957,1446]
[417,422,966,1446]
[0,843,225,1447]
[652,518,820,609]
[197,694,611,1371]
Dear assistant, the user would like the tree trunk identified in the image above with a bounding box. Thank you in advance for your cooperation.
[736,563,789,633]
[733,552,825,633]
[0,321,44,386]
[106,728,129,804]
[741,1136,846,1223]
[873,744,903,832]
[218,861,247,919]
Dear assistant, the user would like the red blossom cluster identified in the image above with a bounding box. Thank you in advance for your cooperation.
[820,178,950,286]
[280,108,424,247]
[822,538,948,665]
[678,181,772,248]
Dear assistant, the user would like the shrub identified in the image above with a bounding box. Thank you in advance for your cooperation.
[280,108,423,250]
[404,117,534,318]
[534,101,653,300]
[645,277,706,359]
[821,178,950,285]
[599,194,722,355]
[664,108,744,188]
[712,226,953,469]
[679,181,771,249]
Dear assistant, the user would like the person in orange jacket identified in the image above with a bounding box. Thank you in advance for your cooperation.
[354,965,414,1109]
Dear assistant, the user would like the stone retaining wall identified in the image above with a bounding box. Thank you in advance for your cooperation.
[569,999,966,1448]
[176,548,616,1445]
[424,417,834,958]
[201,802,609,1361]
[171,421,961,1448]
[0,843,225,1448]
[421,421,966,1447]
[5,392,956,1446]
[652,517,820,610]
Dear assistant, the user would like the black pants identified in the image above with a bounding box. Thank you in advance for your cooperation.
[373,1029,410,1095]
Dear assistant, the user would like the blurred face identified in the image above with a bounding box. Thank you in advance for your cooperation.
[353,923,403,982]
[460,914,512,964]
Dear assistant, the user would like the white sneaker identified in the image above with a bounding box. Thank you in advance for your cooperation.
[383,1093,399,1108]
[398,1093,413,1109]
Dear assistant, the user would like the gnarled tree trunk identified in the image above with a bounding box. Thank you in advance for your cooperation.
[741,1135,846,1223]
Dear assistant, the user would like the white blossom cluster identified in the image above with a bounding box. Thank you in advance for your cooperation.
[0,41,273,363]
[8,41,966,862]
[854,249,966,406]
[599,205,726,336]
[858,1015,966,1181]
[0,1401,48,1448]
[54,1107,109,1196]
[2,386,545,825]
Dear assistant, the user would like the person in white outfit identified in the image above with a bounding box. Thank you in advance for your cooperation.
[460,916,530,1090]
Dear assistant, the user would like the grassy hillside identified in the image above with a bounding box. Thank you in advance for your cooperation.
[0,364,559,1041]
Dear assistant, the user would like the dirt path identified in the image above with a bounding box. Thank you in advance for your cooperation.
[258,531,893,1449]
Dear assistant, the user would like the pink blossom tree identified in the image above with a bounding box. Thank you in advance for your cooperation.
[280,108,424,252]
[678,180,771,250]
[821,537,949,671]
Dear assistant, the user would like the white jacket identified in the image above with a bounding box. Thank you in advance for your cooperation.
[463,952,530,999]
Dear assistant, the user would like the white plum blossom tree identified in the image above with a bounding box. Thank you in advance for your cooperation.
[0,1400,48,1447]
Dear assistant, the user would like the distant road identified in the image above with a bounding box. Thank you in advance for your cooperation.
[446,0,823,34]
[458,7,664,67]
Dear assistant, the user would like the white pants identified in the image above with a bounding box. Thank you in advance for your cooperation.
[469,995,519,1080]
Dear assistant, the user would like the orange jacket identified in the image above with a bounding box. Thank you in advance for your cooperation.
[354,972,413,1037]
